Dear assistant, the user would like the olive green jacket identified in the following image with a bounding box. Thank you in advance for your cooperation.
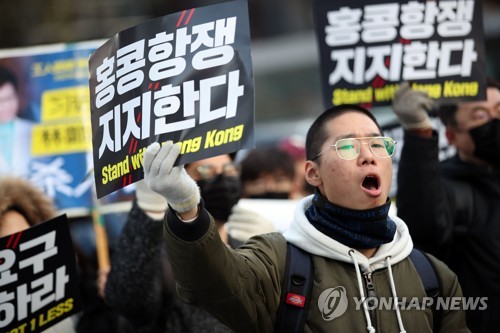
[163,198,469,333]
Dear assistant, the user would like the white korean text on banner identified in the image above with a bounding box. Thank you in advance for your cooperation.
[313,0,487,108]
[0,42,104,211]
[89,0,254,198]
[0,215,82,333]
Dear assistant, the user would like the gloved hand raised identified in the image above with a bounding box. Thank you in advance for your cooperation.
[392,82,434,130]
[143,141,200,213]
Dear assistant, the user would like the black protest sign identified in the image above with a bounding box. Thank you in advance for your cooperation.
[0,215,81,333]
[313,0,487,108]
[89,0,254,198]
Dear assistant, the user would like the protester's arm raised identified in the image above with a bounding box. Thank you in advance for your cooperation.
[144,141,287,332]
[392,84,454,252]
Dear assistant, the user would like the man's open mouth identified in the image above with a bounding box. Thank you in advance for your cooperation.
[362,175,379,191]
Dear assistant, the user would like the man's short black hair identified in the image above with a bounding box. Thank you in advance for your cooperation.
[0,66,18,90]
[438,76,500,127]
[305,104,382,162]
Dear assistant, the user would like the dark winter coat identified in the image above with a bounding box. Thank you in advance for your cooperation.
[397,131,500,332]
[105,201,234,333]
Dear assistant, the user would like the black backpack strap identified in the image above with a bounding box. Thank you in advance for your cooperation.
[275,243,314,333]
[409,248,442,330]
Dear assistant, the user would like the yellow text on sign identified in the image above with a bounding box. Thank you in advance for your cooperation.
[41,86,90,122]
[31,121,92,156]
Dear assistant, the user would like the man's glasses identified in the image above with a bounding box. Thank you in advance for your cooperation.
[312,137,397,161]
[196,163,238,180]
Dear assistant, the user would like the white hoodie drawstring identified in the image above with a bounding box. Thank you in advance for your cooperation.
[386,256,407,333]
[349,250,376,333]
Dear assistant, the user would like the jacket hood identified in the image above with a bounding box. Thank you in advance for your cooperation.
[284,195,416,332]
[283,195,413,272]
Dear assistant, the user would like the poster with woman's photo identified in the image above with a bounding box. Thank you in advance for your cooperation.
[0,43,102,210]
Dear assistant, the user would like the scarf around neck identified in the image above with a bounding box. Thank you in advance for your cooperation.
[305,192,396,249]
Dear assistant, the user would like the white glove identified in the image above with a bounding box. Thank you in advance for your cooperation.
[135,179,168,220]
[392,82,434,130]
[225,204,276,242]
[143,141,200,213]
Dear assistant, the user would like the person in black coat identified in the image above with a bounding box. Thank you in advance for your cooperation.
[392,78,500,332]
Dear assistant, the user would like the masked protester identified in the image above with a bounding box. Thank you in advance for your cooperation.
[196,174,241,221]
[187,158,240,220]
[187,154,276,244]
[239,147,296,199]
[468,118,500,166]
[392,78,500,333]
[142,105,469,332]
[223,147,294,242]
[184,155,245,248]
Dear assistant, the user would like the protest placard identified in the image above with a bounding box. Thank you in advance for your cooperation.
[0,215,81,333]
[0,43,102,211]
[89,0,254,198]
[313,0,487,107]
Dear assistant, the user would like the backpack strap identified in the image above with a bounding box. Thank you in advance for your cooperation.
[409,248,442,330]
[275,245,441,332]
[275,243,314,333]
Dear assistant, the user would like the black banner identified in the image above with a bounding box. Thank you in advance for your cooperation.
[0,215,81,333]
[89,0,254,198]
[314,0,487,108]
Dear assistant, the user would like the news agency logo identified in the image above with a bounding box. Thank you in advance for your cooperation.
[317,285,488,322]
[317,286,349,321]
[354,296,488,311]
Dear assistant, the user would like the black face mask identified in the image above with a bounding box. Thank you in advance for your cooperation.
[469,119,500,167]
[197,174,241,222]
[248,192,289,200]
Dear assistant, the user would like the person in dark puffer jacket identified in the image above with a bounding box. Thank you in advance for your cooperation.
[392,78,500,332]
